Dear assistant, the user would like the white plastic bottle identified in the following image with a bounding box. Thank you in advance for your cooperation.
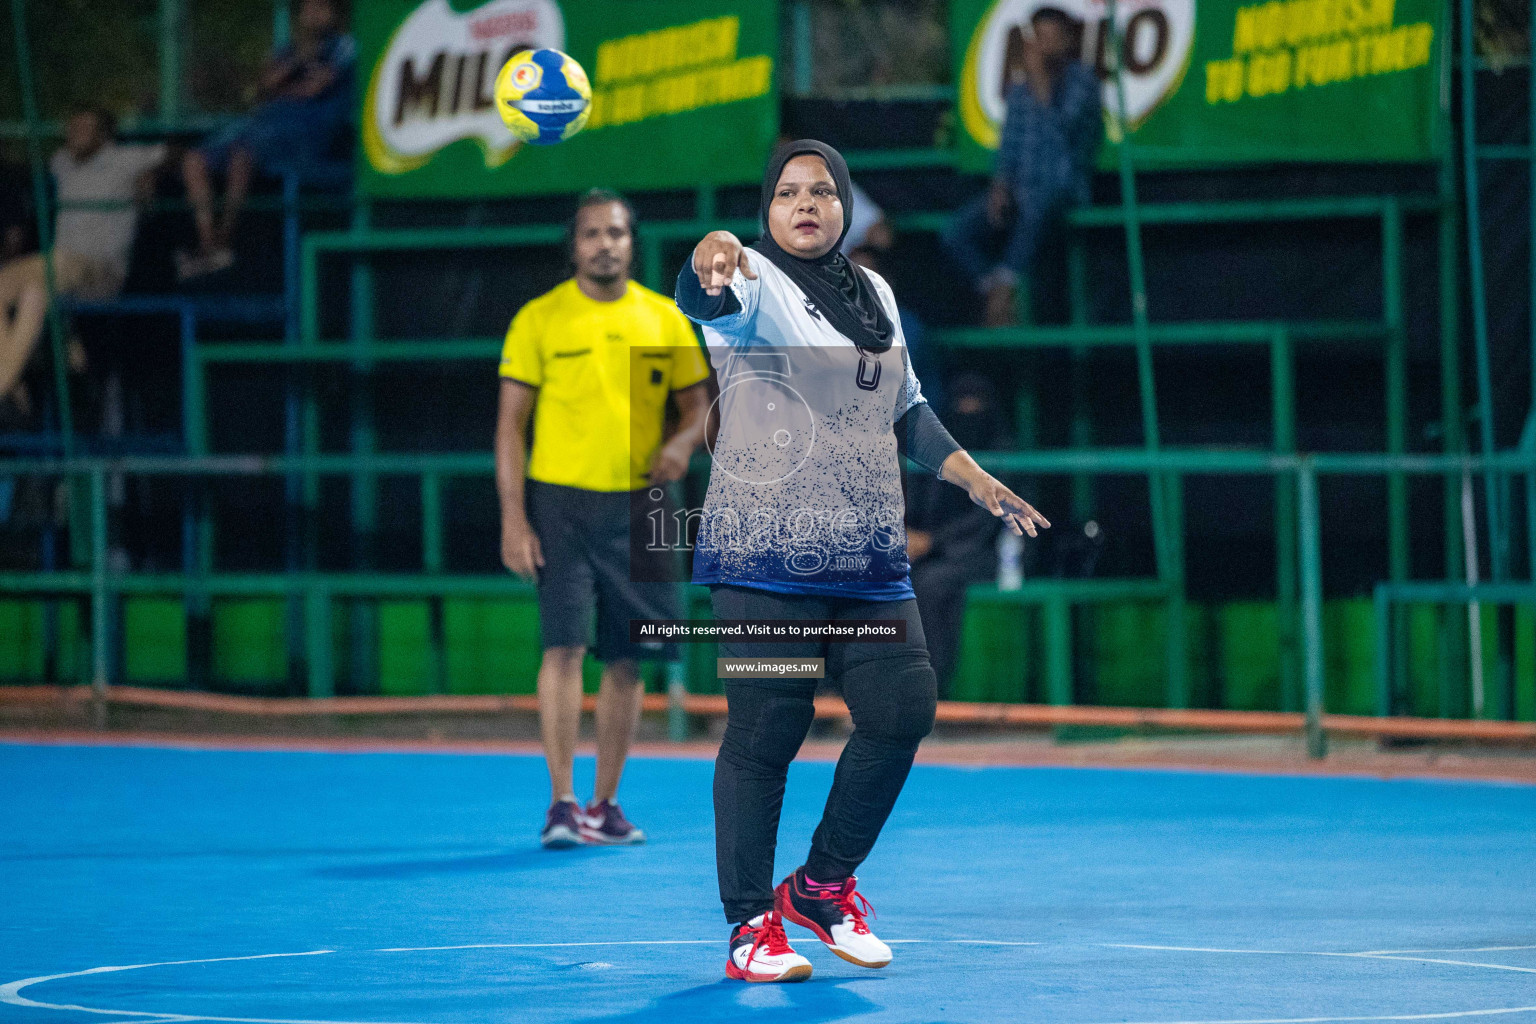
[996,528,1023,591]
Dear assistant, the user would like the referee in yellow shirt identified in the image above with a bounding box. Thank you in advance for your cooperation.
[495,189,712,849]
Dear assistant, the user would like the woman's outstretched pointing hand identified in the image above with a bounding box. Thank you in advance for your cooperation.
[692,230,759,296]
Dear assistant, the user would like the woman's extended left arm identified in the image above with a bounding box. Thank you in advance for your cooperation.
[891,362,1050,538]
[937,450,1051,538]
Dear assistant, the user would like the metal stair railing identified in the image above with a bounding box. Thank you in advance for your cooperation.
[4,448,1535,752]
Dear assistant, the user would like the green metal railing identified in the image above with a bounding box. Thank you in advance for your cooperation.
[185,320,1310,711]
[1059,192,1443,711]
[1373,581,1536,721]
[16,163,1474,723]
[191,183,1431,713]
[892,191,1457,695]
[4,448,1534,756]
[938,320,1313,710]
[1457,0,1536,718]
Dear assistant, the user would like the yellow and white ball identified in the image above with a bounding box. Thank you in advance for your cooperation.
[494,48,591,145]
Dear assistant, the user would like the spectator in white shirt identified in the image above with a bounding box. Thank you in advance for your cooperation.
[0,109,165,417]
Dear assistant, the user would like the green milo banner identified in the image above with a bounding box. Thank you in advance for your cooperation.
[953,0,1444,171]
[357,0,778,197]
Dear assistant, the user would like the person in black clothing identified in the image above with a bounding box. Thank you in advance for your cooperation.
[675,140,1050,983]
[905,373,1013,695]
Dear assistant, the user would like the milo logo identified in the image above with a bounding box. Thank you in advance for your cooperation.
[959,0,1195,148]
[364,0,563,174]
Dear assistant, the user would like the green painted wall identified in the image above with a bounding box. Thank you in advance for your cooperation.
[211,600,288,684]
[122,599,185,682]
[0,600,86,682]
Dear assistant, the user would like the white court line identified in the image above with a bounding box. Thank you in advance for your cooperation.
[1097,1010,1536,1024]
[0,952,335,1015]
[884,940,1042,946]
[376,941,715,953]
[951,940,1044,946]
[1110,945,1359,956]
[376,939,1041,952]
[1106,945,1536,975]
[1360,948,1536,956]
[1363,958,1536,976]
[3,940,1533,1024]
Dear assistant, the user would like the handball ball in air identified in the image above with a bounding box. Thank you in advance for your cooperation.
[495,48,591,145]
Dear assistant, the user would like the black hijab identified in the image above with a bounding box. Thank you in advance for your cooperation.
[750,139,895,354]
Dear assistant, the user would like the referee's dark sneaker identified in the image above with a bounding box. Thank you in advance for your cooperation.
[540,799,583,849]
[776,868,892,968]
[580,799,646,845]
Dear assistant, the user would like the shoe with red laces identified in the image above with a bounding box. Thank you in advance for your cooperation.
[725,911,813,982]
[580,799,646,845]
[775,868,892,968]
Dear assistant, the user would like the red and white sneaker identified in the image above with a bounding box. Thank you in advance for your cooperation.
[776,868,892,968]
[725,911,813,983]
[580,799,646,845]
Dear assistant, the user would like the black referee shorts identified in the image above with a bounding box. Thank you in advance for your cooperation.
[526,480,681,663]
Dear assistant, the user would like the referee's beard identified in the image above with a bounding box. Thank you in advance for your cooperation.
[577,251,628,290]
[573,242,631,298]
[583,268,626,288]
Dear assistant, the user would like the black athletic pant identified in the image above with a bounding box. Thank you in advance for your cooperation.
[711,584,938,923]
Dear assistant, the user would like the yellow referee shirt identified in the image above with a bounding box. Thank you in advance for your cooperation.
[499,279,711,492]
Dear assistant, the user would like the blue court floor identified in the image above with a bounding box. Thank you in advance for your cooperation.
[2,740,1534,1024]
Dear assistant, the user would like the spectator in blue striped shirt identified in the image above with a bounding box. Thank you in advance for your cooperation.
[942,8,1101,326]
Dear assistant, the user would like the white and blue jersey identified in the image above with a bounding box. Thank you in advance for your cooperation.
[677,248,928,600]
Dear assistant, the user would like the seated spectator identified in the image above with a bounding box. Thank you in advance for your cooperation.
[0,109,166,423]
[904,373,1012,696]
[942,8,1100,327]
[179,0,355,279]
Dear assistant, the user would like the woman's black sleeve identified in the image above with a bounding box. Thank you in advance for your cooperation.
[895,401,963,476]
[675,261,742,320]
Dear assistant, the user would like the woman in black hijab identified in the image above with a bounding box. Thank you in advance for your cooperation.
[677,140,1050,983]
